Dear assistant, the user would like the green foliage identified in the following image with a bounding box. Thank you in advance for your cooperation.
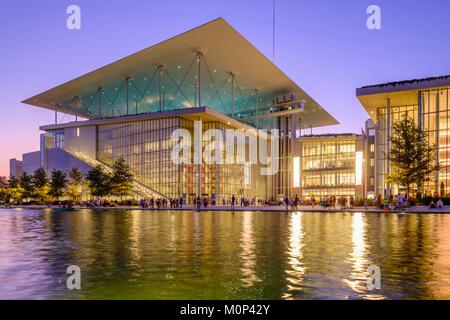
[67,168,84,202]
[7,176,23,203]
[33,168,50,203]
[20,172,34,200]
[49,170,67,201]
[110,158,134,200]
[386,116,439,197]
[86,165,112,198]
[0,176,8,202]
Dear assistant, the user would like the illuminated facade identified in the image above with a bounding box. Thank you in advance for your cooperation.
[13,18,338,202]
[357,75,450,197]
[292,134,366,200]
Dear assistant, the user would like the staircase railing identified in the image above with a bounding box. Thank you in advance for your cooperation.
[69,151,168,200]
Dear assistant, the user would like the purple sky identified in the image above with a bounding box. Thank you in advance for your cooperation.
[1,0,450,176]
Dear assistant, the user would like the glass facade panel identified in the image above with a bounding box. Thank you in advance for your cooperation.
[300,139,357,200]
[97,116,267,202]
[375,87,450,196]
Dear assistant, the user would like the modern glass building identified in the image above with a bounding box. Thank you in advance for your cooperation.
[15,18,339,202]
[291,134,366,200]
[357,75,450,197]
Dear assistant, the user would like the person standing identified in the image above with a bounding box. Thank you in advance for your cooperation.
[196,195,201,211]
[284,196,289,211]
[231,195,236,210]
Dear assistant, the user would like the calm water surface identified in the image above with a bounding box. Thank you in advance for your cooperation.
[1,208,450,300]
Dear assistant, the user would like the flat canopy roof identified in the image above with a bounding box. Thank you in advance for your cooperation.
[40,106,254,132]
[23,18,337,129]
[357,75,450,120]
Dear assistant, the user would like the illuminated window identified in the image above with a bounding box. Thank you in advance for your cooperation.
[370,144,375,152]
[293,157,300,188]
[355,152,363,185]
[244,162,251,188]
[370,158,375,167]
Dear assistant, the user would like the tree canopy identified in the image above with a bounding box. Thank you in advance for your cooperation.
[86,165,112,198]
[110,158,134,200]
[386,115,439,197]
[49,169,67,201]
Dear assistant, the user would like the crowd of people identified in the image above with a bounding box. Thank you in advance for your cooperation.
[139,198,183,209]
[75,192,448,212]
[374,193,409,211]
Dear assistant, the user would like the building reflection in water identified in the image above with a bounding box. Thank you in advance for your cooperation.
[240,212,261,287]
[283,212,306,299]
[344,212,385,299]
[128,211,143,266]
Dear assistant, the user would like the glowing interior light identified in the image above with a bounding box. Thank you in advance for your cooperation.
[293,157,300,188]
[355,152,363,185]
[76,127,80,137]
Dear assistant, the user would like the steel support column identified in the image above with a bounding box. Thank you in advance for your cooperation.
[195,120,203,200]
[197,52,202,107]
[436,91,440,193]
[125,77,130,115]
[418,92,424,196]
[98,87,103,118]
[231,73,235,117]
[386,98,391,196]
[158,65,163,112]
[255,89,259,128]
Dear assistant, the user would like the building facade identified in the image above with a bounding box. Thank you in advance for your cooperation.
[13,18,339,203]
[291,134,366,200]
[357,75,450,197]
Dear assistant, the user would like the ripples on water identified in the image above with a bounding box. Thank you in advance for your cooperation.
[0,208,450,300]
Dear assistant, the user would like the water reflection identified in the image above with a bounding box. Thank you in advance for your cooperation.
[283,212,306,300]
[342,212,384,299]
[1,209,450,299]
[240,212,261,287]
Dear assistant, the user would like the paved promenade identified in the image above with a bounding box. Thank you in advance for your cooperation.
[3,204,450,214]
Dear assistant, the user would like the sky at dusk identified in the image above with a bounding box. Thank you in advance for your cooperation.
[1,0,450,176]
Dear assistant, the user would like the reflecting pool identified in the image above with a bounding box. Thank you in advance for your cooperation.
[1,209,450,299]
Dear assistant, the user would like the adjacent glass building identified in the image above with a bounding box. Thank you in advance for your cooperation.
[292,134,365,200]
[357,76,450,197]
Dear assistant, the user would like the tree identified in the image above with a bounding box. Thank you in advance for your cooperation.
[33,168,50,203]
[386,116,440,197]
[67,168,84,202]
[86,165,111,199]
[49,170,67,201]
[0,176,8,203]
[8,175,23,204]
[20,172,34,201]
[110,158,134,200]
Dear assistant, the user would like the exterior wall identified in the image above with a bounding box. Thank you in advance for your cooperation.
[372,86,450,197]
[22,151,41,174]
[294,134,365,200]
[364,119,376,198]
[64,125,97,160]
[46,148,93,175]
[92,115,269,202]
[9,159,23,177]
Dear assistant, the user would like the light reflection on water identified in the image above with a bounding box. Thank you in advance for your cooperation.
[1,209,450,300]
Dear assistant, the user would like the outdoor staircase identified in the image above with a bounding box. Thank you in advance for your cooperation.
[69,151,168,200]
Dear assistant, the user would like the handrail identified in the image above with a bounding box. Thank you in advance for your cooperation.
[69,151,169,200]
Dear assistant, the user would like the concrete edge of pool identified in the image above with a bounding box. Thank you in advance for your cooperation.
[3,205,450,214]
